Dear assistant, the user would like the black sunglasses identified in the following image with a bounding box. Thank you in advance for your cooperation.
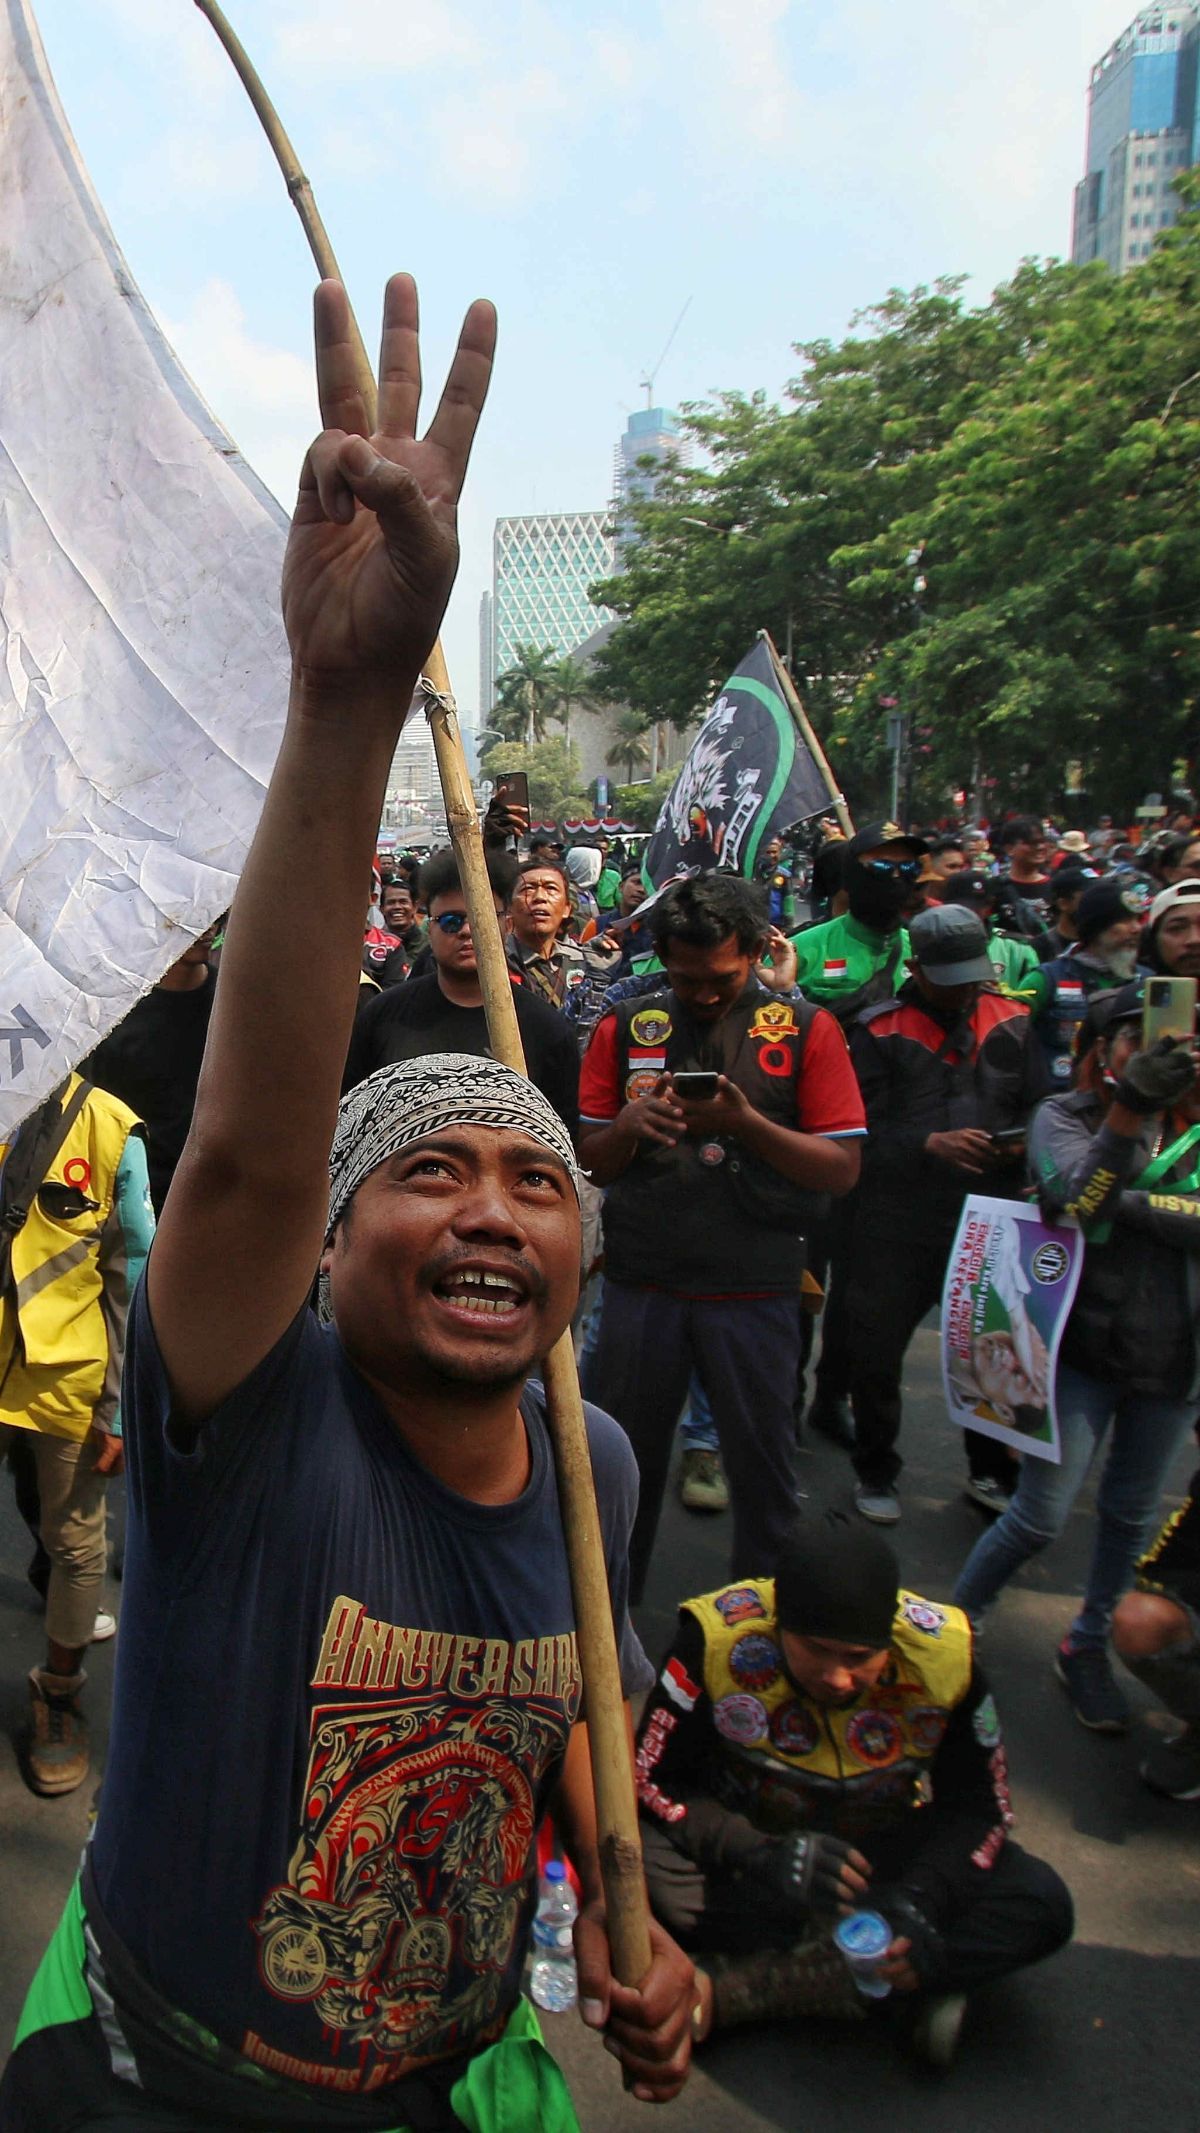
[861,857,922,881]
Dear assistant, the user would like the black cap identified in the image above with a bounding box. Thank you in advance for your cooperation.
[1075,880,1144,945]
[941,870,996,910]
[845,819,930,861]
[775,1509,899,1651]
[908,905,994,986]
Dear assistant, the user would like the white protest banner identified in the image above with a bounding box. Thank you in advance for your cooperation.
[0,0,292,1139]
[941,1196,1084,1465]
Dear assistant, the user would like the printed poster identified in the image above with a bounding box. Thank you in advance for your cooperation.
[941,1197,1084,1464]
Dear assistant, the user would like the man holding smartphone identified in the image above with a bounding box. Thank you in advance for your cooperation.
[843,907,1051,1526]
[578,874,867,1600]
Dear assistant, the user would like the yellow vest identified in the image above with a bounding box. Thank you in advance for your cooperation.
[0,1074,142,1440]
[683,1578,973,1836]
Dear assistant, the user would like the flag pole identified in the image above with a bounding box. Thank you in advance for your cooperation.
[194,0,652,1987]
[758,631,855,838]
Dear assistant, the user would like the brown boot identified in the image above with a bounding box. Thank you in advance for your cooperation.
[26,1667,90,1797]
[706,1936,866,2031]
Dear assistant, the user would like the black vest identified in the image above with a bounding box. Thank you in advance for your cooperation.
[600,985,827,1294]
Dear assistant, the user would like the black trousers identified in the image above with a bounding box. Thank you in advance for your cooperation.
[641,1821,1073,1996]
[808,1192,859,1406]
[583,1283,803,1603]
[845,1215,1019,1492]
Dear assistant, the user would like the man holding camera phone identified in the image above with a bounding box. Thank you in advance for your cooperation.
[842,907,1050,1526]
[578,874,867,1601]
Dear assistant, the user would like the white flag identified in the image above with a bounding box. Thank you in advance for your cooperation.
[0,0,292,1137]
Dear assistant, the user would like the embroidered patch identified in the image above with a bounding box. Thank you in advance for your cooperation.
[769,1700,820,1757]
[728,1633,782,1692]
[713,1586,768,1626]
[630,1008,673,1046]
[901,1597,947,1638]
[846,1709,903,1767]
[713,1693,769,1746]
[661,1657,701,1712]
[749,1001,797,1042]
[626,1069,663,1102]
[972,1693,1002,1749]
[909,1706,949,1755]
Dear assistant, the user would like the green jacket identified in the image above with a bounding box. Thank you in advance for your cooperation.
[791,912,910,1018]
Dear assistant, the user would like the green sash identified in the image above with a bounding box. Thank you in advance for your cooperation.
[1133,1123,1200,1196]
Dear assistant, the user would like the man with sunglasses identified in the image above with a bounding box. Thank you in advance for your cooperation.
[344,845,580,1135]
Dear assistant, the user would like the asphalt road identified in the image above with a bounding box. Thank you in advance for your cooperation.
[2,1319,1198,2131]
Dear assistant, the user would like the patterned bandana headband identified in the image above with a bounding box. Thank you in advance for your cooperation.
[327,1054,581,1235]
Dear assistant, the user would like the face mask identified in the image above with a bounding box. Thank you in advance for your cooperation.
[846,864,909,931]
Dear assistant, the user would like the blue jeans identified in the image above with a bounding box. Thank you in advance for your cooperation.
[680,1376,719,1453]
[954,1362,1197,1651]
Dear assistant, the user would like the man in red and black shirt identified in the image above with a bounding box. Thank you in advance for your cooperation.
[579,874,866,1600]
[845,905,1050,1526]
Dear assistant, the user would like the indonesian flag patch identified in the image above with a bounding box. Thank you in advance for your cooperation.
[661,1657,701,1711]
[823,959,848,979]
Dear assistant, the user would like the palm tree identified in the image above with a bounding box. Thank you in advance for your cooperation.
[493,644,559,746]
[606,709,652,783]
[548,655,597,747]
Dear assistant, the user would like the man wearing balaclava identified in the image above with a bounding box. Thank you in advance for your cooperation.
[1027,879,1149,1086]
[790,825,928,1450]
[634,1508,1073,2066]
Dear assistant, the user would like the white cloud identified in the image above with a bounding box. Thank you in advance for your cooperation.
[161,279,316,509]
[426,66,570,206]
[273,0,482,76]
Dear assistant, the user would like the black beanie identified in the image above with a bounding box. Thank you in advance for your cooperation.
[774,1508,899,1650]
[1075,879,1141,945]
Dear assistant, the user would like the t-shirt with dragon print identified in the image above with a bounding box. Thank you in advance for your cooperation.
[91,1284,649,2106]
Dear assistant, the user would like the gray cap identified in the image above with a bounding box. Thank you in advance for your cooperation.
[909,905,994,987]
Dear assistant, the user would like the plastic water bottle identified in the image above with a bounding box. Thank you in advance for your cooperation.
[529,1860,578,2012]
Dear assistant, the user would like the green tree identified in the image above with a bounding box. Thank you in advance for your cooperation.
[480,737,590,822]
[493,643,560,745]
[547,655,598,746]
[612,770,677,828]
[606,709,653,782]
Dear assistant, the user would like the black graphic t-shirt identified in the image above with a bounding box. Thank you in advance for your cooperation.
[92,1284,648,2101]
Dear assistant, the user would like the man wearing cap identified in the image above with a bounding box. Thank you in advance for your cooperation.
[2,277,695,2131]
[1026,880,1149,1085]
[1035,864,1099,965]
[1144,878,1200,981]
[939,873,1042,998]
[843,907,1050,1524]
[634,1509,1072,2062]
[790,825,927,1446]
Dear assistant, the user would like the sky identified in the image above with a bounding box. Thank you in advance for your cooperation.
[29,0,1124,725]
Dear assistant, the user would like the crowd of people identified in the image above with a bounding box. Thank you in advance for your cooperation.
[1,277,1197,2129]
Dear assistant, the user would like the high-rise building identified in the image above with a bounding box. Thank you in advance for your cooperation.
[1073,8,1199,272]
[613,406,686,512]
[387,727,435,806]
[490,511,615,691]
[478,590,494,730]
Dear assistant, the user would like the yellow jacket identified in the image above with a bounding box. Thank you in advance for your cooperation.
[0,1075,148,1441]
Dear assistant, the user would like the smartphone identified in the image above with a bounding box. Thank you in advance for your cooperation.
[1142,975,1198,1049]
[493,770,530,818]
[991,1127,1026,1147]
[672,1071,720,1101]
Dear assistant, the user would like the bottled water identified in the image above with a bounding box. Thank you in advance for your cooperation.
[529,1860,578,2012]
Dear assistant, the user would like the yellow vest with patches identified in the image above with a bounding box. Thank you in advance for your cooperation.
[683,1578,972,1832]
[0,1074,142,1440]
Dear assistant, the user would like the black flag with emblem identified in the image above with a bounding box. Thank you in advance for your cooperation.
[643,638,833,888]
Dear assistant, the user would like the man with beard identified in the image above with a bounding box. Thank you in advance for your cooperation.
[634,1509,1072,2065]
[579,873,866,1600]
[790,825,927,1448]
[1027,880,1148,1086]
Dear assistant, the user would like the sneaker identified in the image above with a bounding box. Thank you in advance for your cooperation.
[680,1448,730,1513]
[1140,1722,1200,1800]
[91,1610,117,1644]
[1054,1643,1130,1734]
[963,1476,1011,1518]
[855,1484,900,1526]
[25,1667,90,1797]
[807,1396,856,1450]
[910,1991,967,2068]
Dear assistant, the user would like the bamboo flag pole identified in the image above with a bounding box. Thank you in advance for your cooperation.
[758,630,855,839]
[194,1,652,1987]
